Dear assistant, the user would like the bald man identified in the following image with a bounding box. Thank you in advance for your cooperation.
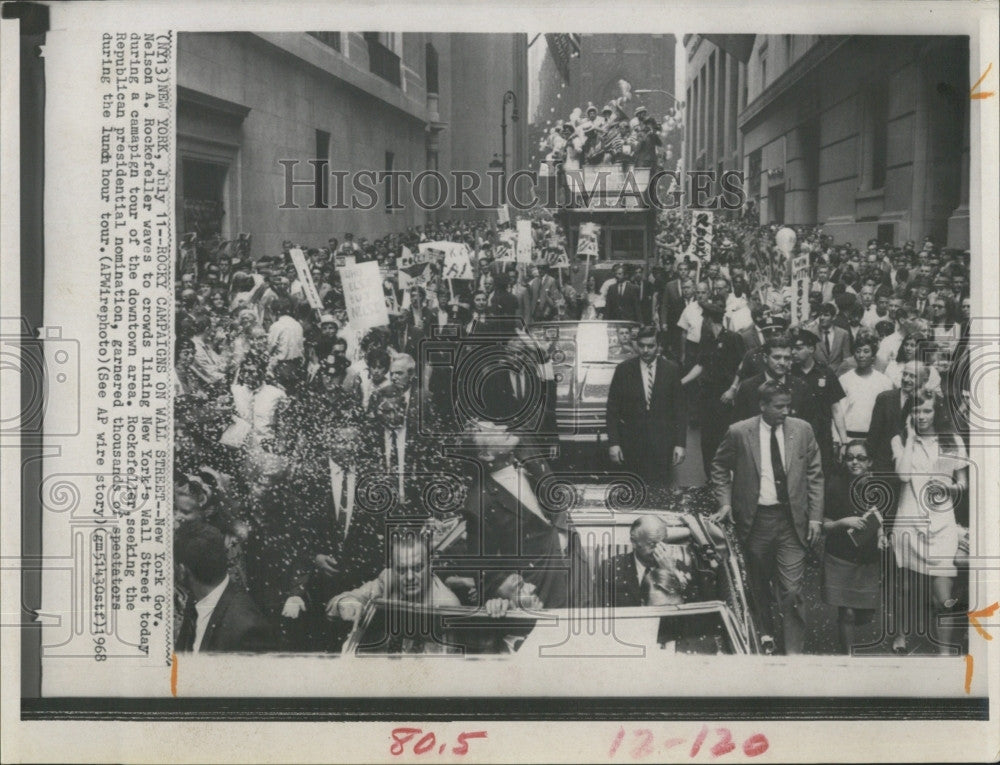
[595,516,689,609]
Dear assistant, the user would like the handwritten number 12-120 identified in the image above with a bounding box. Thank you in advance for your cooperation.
[609,726,769,759]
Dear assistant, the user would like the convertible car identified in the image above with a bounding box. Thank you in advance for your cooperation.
[343,485,763,657]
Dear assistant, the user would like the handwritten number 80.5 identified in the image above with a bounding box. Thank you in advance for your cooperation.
[390,728,487,757]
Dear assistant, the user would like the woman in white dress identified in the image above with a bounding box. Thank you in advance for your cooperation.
[889,389,967,654]
[581,274,604,320]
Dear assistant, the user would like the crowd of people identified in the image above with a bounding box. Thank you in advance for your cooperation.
[537,82,684,173]
[172,207,973,657]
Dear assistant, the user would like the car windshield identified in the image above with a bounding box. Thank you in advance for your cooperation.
[350,602,738,657]
[529,322,635,365]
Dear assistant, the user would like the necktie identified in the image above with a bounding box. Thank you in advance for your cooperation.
[176,597,198,652]
[824,331,831,356]
[770,426,789,505]
[900,394,913,429]
[640,568,654,606]
[339,473,349,518]
[620,282,625,297]
[643,362,654,408]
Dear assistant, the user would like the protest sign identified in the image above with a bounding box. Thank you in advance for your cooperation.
[443,244,473,280]
[289,248,323,311]
[340,260,390,332]
[790,253,811,327]
[497,204,510,226]
[516,219,533,263]
[689,210,713,261]
[577,221,600,259]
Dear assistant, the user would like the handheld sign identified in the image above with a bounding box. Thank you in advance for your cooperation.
[443,245,473,280]
[577,222,600,259]
[289,248,323,311]
[340,260,389,332]
[516,219,533,264]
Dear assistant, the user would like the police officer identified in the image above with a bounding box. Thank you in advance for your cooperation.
[681,300,746,479]
[731,333,816,428]
[736,315,790,383]
[790,327,846,472]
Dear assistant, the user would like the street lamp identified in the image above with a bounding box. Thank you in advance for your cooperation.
[501,89,519,204]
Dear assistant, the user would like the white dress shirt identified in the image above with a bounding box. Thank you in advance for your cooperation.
[758,420,786,506]
[677,300,703,343]
[640,358,657,406]
[267,314,304,361]
[193,575,230,653]
[384,425,407,497]
[329,460,356,537]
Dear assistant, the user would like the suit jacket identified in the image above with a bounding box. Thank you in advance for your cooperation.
[596,552,642,608]
[604,280,642,323]
[867,388,909,476]
[813,325,851,369]
[606,355,687,459]
[738,325,763,354]
[488,290,520,321]
[658,279,685,356]
[526,275,559,323]
[636,279,656,325]
[710,416,824,546]
[185,580,275,653]
[463,461,588,609]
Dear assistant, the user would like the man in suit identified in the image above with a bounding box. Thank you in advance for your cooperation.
[463,420,590,609]
[812,303,851,369]
[596,516,690,608]
[487,271,520,323]
[656,263,689,360]
[606,326,687,492]
[604,264,642,322]
[524,264,560,326]
[710,380,824,655]
[175,520,274,653]
[732,333,815,428]
[867,360,929,476]
[364,359,444,518]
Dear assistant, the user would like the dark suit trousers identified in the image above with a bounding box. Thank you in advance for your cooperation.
[699,395,731,479]
[743,505,807,655]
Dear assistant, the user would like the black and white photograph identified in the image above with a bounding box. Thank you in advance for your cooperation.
[169,29,975,660]
[3,1,999,762]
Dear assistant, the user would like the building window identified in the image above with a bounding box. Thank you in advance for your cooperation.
[307,32,341,52]
[385,151,395,213]
[181,159,228,238]
[425,42,439,94]
[784,34,792,63]
[869,85,889,189]
[748,149,762,204]
[607,227,646,260]
[315,129,330,208]
[364,32,402,86]
[760,54,767,90]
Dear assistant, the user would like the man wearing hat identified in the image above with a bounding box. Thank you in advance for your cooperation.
[680,300,746,479]
[790,327,846,472]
